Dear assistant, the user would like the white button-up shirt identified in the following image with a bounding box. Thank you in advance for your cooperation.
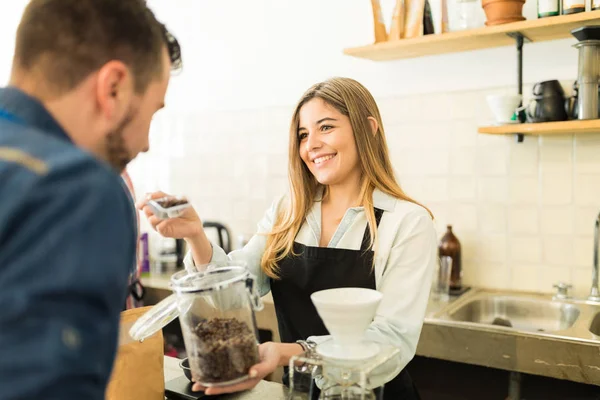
[184,189,437,372]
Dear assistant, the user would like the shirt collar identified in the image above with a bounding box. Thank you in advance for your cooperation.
[372,188,396,212]
[0,87,71,143]
[313,186,396,212]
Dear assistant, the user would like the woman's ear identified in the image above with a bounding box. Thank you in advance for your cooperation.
[367,116,378,136]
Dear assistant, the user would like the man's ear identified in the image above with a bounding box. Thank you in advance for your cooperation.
[95,60,133,121]
[367,116,379,136]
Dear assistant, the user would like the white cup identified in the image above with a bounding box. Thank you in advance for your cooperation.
[486,94,522,124]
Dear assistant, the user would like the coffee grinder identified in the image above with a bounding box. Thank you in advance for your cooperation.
[571,26,600,120]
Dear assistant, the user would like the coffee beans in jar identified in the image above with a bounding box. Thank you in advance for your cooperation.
[188,317,259,385]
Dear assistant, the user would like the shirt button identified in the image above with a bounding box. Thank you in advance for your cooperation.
[62,326,81,350]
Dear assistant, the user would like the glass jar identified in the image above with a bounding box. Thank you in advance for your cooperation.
[456,0,480,30]
[172,266,263,386]
[129,263,264,387]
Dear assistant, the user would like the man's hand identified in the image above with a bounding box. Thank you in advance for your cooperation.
[191,342,281,395]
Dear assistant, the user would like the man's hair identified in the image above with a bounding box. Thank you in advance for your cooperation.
[13,0,182,94]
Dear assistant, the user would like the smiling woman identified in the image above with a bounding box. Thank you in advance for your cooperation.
[139,77,437,399]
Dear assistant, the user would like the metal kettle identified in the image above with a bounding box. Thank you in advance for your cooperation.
[565,80,600,120]
[525,80,569,123]
[202,221,233,253]
[174,221,233,266]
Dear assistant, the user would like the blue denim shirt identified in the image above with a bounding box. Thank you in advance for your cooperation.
[0,87,137,399]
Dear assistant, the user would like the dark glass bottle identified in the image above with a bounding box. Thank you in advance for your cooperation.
[438,225,462,291]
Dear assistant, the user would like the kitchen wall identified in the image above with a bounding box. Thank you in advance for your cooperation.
[133,84,600,299]
[1,1,599,297]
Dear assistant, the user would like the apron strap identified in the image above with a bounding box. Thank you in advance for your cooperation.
[360,207,384,251]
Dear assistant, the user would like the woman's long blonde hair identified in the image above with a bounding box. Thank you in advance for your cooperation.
[261,77,432,279]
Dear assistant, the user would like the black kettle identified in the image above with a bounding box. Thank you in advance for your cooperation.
[202,221,232,253]
[525,80,569,123]
[174,221,233,266]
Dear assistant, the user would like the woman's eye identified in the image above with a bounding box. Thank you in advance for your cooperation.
[298,132,308,140]
[321,125,333,132]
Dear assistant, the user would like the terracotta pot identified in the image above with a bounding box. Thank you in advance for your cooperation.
[482,0,525,25]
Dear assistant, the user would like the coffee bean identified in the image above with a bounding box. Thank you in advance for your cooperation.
[188,317,259,384]
[157,198,188,208]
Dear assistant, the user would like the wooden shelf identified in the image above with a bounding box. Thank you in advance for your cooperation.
[344,11,600,61]
[478,119,600,136]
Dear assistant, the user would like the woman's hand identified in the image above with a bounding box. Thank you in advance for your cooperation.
[135,191,203,240]
[191,342,281,395]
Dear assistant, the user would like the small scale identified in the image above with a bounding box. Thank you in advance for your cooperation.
[165,376,206,400]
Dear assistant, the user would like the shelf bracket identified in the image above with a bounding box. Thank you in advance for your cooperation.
[507,32,531,143]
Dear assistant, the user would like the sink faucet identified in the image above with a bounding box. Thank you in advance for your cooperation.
[553,282,572,300]
[590,211,600,302]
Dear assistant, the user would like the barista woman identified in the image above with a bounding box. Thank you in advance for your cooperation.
[138,77,437,399]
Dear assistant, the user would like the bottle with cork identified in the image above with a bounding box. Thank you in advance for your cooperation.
[438,225,462,292]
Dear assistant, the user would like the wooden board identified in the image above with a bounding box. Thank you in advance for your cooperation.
[344,11,600,61]
[478,119,600,135]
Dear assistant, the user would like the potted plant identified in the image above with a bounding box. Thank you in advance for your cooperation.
[481,0,526,25]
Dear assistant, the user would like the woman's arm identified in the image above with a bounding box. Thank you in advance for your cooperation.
[362,209,436,368]
[276,342,305,367]
[182,196,287,296]
[185,229,213,265]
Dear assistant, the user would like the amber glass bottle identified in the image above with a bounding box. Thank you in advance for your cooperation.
[438,225,462,290]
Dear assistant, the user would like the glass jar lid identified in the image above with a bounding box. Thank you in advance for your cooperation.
[128,265,252,341]
[129,293,180,341]
[171,265,250,294]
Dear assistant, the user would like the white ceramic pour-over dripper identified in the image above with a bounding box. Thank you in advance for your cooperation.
[311,288,383,360]
[486,94,522,124]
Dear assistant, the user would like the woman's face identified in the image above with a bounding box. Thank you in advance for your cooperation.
[297,98,360,188]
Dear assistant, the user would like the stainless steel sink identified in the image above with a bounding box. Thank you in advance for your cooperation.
[590,312,600,336]
[442,294,581,333]
[422,288,600,387]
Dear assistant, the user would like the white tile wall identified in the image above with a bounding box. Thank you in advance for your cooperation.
[509,237,542,264]
[510,264,539,293]
[508,206,539,235]
[129,85,600,296]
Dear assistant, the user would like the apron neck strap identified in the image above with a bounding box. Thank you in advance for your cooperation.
[360,208,384,251]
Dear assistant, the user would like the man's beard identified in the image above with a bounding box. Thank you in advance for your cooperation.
[106,109,135,172]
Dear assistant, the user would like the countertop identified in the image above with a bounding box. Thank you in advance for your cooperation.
[164,356,287,399]
[142,274,172,291]
[146,274,600,387]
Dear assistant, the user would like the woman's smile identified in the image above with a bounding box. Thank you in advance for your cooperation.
[312,153,337,166]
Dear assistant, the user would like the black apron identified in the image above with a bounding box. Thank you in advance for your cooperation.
[270,208,421,400]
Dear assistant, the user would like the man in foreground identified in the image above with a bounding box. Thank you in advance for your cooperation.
[0,1,182,398]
